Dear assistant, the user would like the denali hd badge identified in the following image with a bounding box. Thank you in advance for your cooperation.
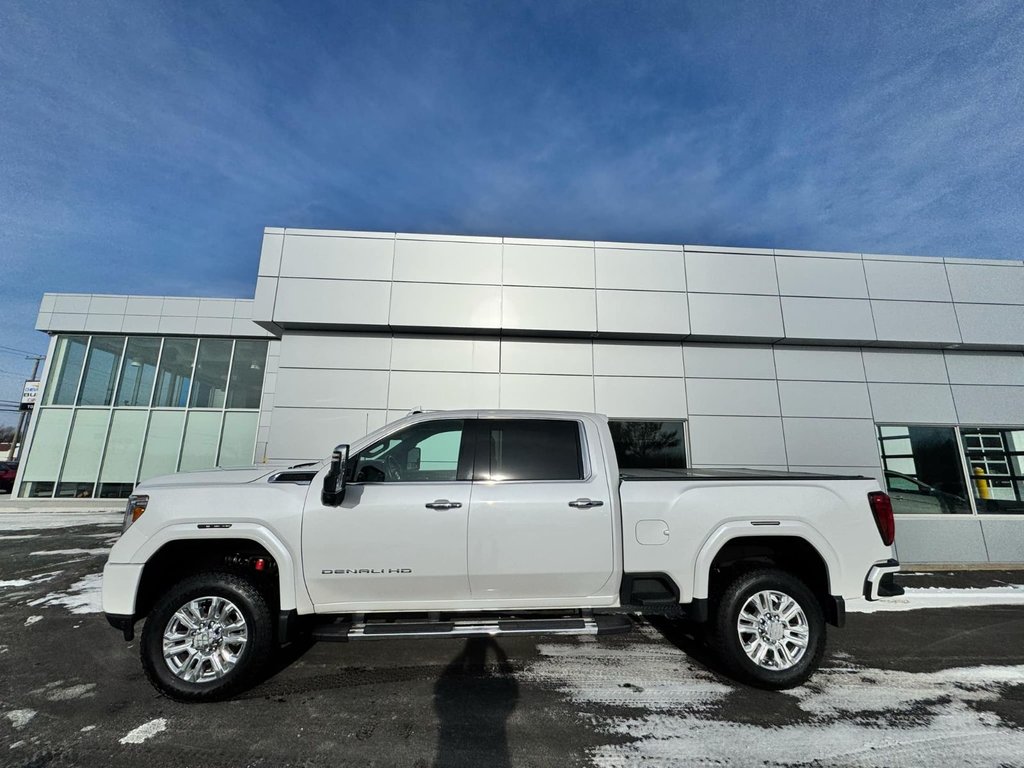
[322,568,413,574]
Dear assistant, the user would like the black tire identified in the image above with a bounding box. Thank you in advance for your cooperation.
[140,571,274,702]
[709,568,825,690]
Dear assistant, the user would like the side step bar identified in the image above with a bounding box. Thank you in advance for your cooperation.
[312,614,633,642]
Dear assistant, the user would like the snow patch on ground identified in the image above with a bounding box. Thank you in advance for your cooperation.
[0,578,34,588]
[28,572,103,613]
[24,615,42,626]
[0,534,41,540]
[0,571,61,589]
[0,512,121,531]
[80,725,95,732]
[29,548,110,557]
[119,718,167,745]
[4,709,36,729]
[524,630,1024,767]
[850,585,1024,613]
[45,683,96,701]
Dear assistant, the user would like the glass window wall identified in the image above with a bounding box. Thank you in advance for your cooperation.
[19,409,73,497]
[115,337,161,407]
[77,336,125,406]
[179,412,223,471]
[98,410,148,498]
[57,409,110,497]
[189,339,232,408]
[961,428,1024,514]
[878,424,1024,516]
[154,338,198,407]
[139,411,187,482]
[22,334,268,498]
[44,336,88,405]
[219,412,260,468]
[877,426,972,514]
[227,340,268,409]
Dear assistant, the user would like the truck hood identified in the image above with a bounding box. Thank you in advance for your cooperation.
[136,463,320,491]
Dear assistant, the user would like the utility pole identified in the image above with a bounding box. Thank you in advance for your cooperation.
[8,355,44,461]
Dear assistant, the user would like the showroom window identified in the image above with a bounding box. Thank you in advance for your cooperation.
[20,334,269,499]
[43,335,88,405]
[877,424,1024,515]
[115,337,161,407]
[877,426,972,514]
[609,420,687,470]
[961,428,1024,514]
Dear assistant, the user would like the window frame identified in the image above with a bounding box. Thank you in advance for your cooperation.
[960,426,1024,515]
[607,418,688,471]
[876,422,1024,518]
[469,417,590,483]
[346,418,474,485]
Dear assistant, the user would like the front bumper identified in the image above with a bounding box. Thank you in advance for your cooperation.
[864,558,903,601]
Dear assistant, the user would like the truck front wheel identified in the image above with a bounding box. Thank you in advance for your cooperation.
[140,572,274,702]
[710,568,825,690]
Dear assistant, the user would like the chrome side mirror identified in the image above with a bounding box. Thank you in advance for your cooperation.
[321,444,350,507]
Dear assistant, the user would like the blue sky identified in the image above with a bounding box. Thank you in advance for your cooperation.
[1,1,1022,423]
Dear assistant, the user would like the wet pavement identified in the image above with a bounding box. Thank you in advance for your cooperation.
[1,513,1022,767]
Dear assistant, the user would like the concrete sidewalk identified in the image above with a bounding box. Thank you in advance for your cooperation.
[0,498,124,513]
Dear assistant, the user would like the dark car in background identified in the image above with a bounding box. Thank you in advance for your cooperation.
[0,461,17,493]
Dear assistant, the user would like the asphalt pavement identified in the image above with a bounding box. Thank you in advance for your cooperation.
[1,514,1023,767]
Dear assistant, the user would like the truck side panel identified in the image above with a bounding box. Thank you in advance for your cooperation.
[619,478,891,603]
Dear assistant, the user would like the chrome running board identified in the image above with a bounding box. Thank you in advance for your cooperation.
[312,614,633,642]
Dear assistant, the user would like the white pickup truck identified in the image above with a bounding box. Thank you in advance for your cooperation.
[102,409,901,701]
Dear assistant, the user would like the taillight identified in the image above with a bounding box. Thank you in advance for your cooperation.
[868,491,895,546]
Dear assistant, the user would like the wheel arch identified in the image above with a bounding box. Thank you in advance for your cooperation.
[132,526,299,619]
[693,523,844,626]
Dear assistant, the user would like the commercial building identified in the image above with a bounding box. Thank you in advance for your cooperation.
[13,227,1024,564]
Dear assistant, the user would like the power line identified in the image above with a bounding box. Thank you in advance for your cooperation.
[0,350,42,361]
[0,343,40,354]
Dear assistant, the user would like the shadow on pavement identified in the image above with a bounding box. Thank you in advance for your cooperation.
[645,616,732,678]
[433,637,519,768]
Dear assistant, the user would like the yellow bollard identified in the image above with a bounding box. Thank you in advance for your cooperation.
[973,467,991,500]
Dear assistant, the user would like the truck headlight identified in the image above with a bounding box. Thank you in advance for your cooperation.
[123,495,149,532]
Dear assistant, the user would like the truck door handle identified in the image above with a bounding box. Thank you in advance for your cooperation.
[425,499,462,510]
[569,498,604,508]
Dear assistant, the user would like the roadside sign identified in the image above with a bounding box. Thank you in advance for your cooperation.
[21,380,39,410]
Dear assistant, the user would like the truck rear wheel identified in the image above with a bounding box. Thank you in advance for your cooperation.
[710,568,825,690]
[140,572,273,702]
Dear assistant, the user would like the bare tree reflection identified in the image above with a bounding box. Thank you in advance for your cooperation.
[610,421,683,469]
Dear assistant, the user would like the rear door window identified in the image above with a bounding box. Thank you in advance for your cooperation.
[476,419,583,481]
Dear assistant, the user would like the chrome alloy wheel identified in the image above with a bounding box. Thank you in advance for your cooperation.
[736,589,809,671]
[163,596,248,683]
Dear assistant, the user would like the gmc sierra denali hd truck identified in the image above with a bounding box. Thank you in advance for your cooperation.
[102,410,901,701]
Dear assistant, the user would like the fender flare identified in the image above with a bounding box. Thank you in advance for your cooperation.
[691,520,842,601]
[130,523,301,611]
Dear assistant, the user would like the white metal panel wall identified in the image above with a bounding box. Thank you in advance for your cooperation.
[251,229,1024,350]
